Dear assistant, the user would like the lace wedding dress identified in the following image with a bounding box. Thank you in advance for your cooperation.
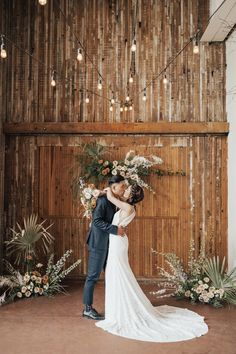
[95,209,208,342]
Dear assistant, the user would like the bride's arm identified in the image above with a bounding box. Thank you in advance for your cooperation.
[106,188,134,214]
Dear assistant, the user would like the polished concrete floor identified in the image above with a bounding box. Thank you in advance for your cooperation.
[1,280,236,354]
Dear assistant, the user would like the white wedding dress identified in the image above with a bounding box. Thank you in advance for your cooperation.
[95,209,208,342]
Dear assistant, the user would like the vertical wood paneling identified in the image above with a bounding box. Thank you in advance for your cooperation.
[2,0,226,123]
[4,135,228,278]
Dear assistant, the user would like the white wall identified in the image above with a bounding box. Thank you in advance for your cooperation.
[210,0,224,15]
[226,30,236,270]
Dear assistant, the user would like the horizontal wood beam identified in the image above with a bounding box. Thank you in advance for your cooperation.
[3,122,229,135]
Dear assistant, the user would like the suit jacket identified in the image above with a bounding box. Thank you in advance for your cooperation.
[87,195,118,250]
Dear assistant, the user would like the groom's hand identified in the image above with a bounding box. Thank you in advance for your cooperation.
[117,226,126,237]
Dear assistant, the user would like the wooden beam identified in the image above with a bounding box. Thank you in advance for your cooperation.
[3,122,229,135]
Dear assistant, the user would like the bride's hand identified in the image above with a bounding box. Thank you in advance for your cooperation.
[103,187,113,200]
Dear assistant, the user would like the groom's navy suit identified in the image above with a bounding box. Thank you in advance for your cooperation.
[83,195,118,306]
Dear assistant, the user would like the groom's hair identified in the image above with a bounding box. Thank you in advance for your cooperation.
[108,175,125,185]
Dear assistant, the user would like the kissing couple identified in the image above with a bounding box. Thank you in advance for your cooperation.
[82,175,208,342]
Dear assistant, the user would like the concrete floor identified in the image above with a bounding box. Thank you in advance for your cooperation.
[1,281,236,354]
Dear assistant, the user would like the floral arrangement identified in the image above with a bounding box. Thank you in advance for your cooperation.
[151,240,236,308]
[72,143,185,196]
[79,178,101,219]
[0,215,81,305]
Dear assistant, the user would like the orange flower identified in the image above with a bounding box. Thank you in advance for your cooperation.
[42,275,49,284]
[91,198,97,208]
[98,159,104,164]
[101,169,107,175]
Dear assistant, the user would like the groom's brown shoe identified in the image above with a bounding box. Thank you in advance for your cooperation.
[82,307,105,320]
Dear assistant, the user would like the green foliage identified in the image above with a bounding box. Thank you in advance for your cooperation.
[5,214,54,268]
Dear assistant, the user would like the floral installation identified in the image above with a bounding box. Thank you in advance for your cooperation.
[151,240,236,308]
[72,143,186,197]
[79,178,101,219]
[0,215,81,305]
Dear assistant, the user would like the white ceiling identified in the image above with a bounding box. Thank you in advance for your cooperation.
[201,0,236,42]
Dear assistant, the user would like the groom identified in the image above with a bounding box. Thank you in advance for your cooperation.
[82,175,127,320]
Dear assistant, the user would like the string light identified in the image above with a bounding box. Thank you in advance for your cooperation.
[39,0,47,5]
[111,97,115,104]
[0,35,7,59]
[131,39,136,52]
[51,70,56,87]
[129,74,134,83]
[85,96,90,103]
[97,79,102,90]
[120,106,123,112]
[124,106,128,111]
[193,39,199,54]
[109,105,113,112]
[126,94,130,102]
[129,105,133,111]
[163,74,168,85]
[77,48,83,61]
[142,90,147,101]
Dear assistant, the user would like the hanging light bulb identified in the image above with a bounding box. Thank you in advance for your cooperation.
[126,95,130,102]
[124,106,128,111]
[163,74,168,85]
[50,71,56,87]
[111,97,115,104]
[120,106,123,112]
[0,35,7,59]
[129,105,133,111]
[85,96,90,103]
[193,39,199,54]
[77,48,83,61]
[129,74,134,83]
[131,39,136,52]
[39,0,47,5]
[109,105,113,112]
[97,79,102,90]
[142,90,147,101]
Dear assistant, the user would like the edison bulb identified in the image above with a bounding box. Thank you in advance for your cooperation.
[129,75,134,83]
[97,80,102,90]
[131,40,136,52]
[0,48,7,58]
[77,48,82,61]
[109,105,113,112]
[126,95,130,102]
[120,107,123,112]
[111,98,115,104]
[142,94,147,101]
[51,79,56,87]
[39,0,47,5]
[193,44,199,54]
[85,97,89,103]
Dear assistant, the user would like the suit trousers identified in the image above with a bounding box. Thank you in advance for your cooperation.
[83,247,108,306]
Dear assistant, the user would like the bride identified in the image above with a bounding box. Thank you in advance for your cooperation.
[95,183,208,342]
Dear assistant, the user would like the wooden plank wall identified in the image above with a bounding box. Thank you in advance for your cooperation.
[0,0,228,278]
[4,135,227,278]
[2,0,225,124]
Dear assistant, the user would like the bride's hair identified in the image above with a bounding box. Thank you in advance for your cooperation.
[128,184,144,205]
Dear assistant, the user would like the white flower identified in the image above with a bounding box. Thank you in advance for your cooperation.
[117,165,123,171]
[36,263,43,268]
[36,277,42,284]
[17,292,22,298]
[203,283,209,289]
[203,277,210,283]
[34,287,39,293]
[21,286,27,293]
[198,280,203,285]
[31,275,37,281]
[151,155,163,164]
[120,171,126,177]
[25,291,31,297]
[23,274,30,282]
[113,160,118,166]
[184,290,191,297]
[111,169,117,175]
[84,192,92,200]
